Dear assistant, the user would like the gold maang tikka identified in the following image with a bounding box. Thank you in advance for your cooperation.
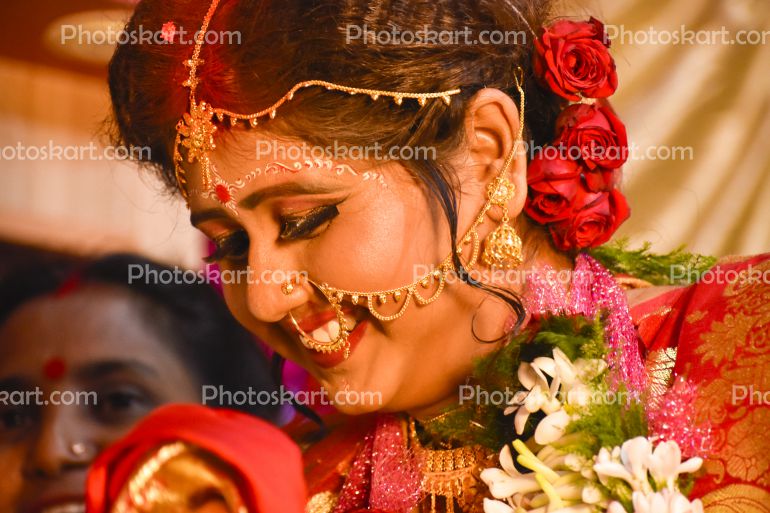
[174,0,460,206]
[179,0,525,359]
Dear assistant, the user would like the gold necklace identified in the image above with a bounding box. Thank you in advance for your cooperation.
[409,419,490,513]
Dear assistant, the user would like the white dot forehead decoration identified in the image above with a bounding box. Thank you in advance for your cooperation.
[186,158,388,213]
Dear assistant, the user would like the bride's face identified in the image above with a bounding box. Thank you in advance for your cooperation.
[187,92,527,416]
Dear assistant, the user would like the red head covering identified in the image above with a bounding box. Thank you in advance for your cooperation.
[86,404,307,513]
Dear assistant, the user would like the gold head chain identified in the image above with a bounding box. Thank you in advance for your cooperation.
[173,0,461,202]
[176,0,526,359]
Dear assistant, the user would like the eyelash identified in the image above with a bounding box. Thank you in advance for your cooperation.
[279,204,340,241]
[204,204,340,263]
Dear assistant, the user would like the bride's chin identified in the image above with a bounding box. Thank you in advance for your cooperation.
[332,401,383,415]
[316,376,390,415]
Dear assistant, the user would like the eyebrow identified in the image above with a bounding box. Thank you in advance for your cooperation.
[190,181,343,226]
[75,360,160,381]
[0,360,158,390]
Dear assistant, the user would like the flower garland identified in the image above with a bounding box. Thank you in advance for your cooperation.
[524,17,630,251]
[480,340,709,513]
[420,249,713,512]
[423,312,711,513]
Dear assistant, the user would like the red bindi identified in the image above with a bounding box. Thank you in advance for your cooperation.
[43,357,67,381]
[215,184,231,203]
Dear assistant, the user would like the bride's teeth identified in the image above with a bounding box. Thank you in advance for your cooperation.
[311,327,331,342]
[328,320,340,339]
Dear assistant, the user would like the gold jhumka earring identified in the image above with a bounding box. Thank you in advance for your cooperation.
[481,175,524,269]
[178,0,525,360]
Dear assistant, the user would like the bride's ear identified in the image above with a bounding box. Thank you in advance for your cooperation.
[459,88,528,217]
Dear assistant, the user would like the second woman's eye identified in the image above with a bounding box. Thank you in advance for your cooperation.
[279,204,340,241]
[91,386,155,425]
[0,406,36,433]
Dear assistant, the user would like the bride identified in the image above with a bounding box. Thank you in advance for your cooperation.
[97,0,770,511]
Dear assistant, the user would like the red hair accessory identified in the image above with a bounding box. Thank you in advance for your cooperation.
[533,17,617,101]
[527,17,629,251]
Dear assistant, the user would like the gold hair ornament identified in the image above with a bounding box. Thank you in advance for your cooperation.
[282,69,528,359]
[173,0,461,204]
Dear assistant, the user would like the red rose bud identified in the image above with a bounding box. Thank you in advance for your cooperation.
[525,151,583,223]
[533,17,618,101]
[547,187,630,251]
[526,180,578,224]
[555,103,628,183]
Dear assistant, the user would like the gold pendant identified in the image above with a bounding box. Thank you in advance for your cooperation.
[482,221,523,269]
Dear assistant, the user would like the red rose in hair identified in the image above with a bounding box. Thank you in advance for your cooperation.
[524,152,582,224]
[554,102,628,191]
[533,17,617,101]
[548,187,630,251]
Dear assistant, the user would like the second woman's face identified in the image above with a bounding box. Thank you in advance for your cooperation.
[189,132,516,417]
[0,285,201,513]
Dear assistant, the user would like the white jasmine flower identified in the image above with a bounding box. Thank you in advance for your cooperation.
[581,483,605,505]
[480,445,541,499]
[647,440,703,491]
[573,358,608,382]
[534,409,571,445]
[509,360,560,434]
[508,349,584,436]
[552,348,577,386]
[593,437,653,493]
[483,498,515,513]
[631,489,704,513]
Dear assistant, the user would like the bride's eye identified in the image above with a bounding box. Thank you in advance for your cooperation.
[205,230,250,263]
[279,204,340,240]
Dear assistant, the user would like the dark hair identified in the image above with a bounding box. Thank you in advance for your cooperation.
[0,253,281,422]
[109,0,563,333]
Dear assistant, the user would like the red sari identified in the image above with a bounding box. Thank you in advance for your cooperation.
[631,252,770,510]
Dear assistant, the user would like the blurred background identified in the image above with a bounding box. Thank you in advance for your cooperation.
[0,0,768,276]
[0,0,201,275]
